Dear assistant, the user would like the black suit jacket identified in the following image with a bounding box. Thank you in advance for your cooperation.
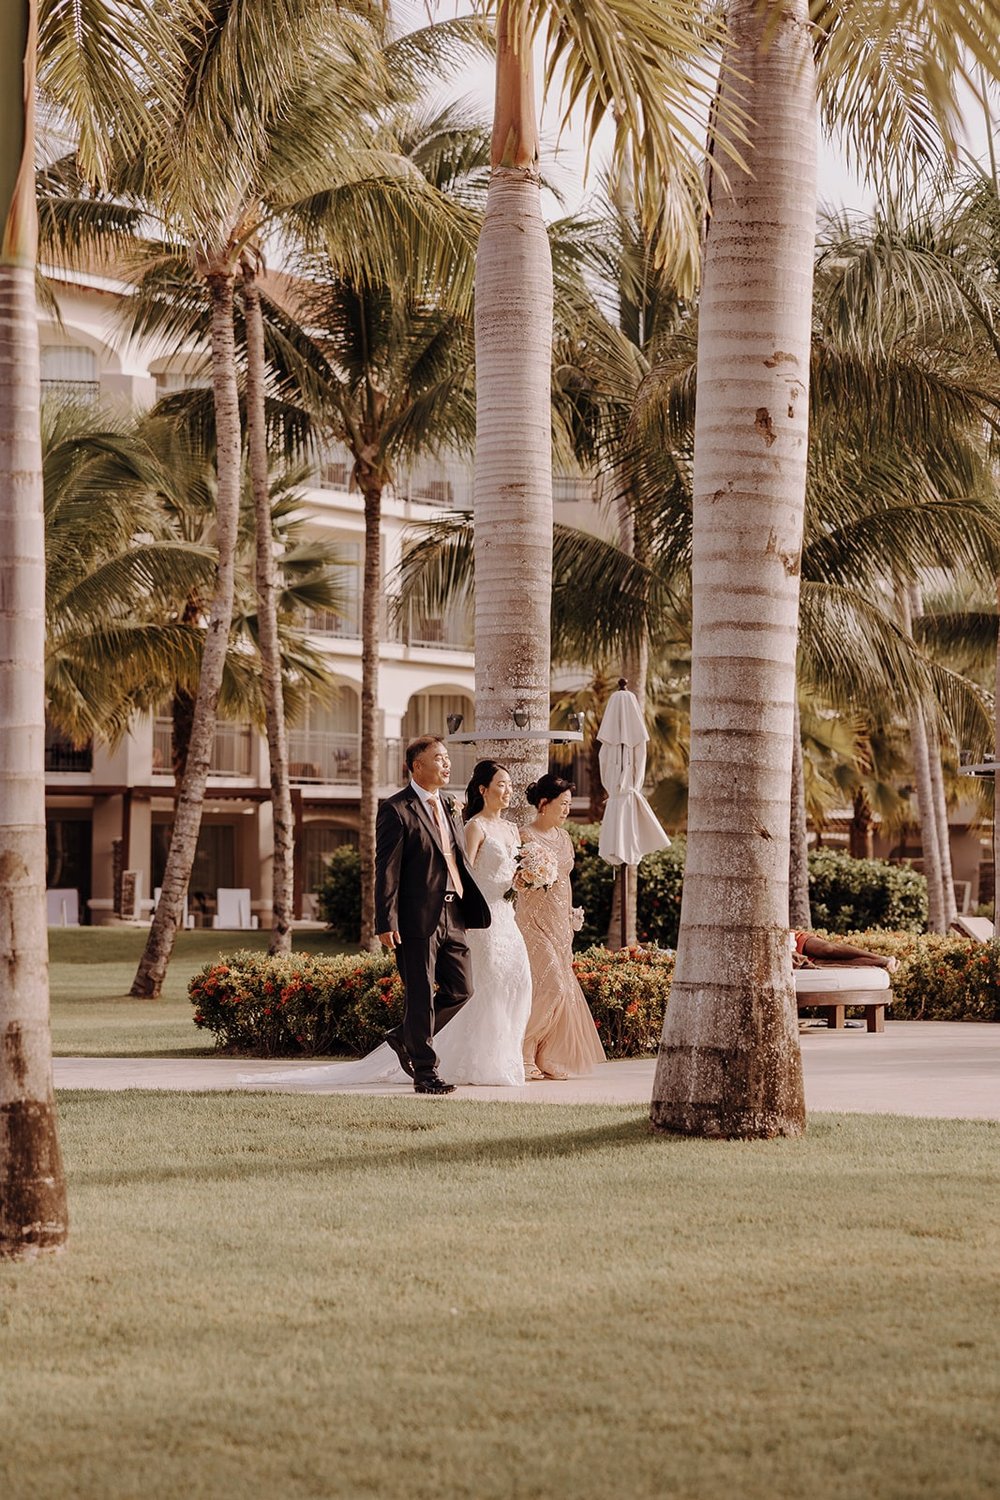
[375,786,491,939]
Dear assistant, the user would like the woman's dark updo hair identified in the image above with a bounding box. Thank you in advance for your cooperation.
[525,773,575,808]
[463,760,510,822]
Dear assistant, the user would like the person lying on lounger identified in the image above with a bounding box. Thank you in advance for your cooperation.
[790,930,898,973]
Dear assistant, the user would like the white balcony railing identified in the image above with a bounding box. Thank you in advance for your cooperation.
[304,607,361,640]
[153,718,253,777]
[288,731,361,784]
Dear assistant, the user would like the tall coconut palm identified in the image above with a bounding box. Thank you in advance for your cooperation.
[79,0,397,993]
[0,0,69,1260]
[651,0,1000,1138]
[42,402,343,763]
[473,0,724,798]
[298,239,480,941]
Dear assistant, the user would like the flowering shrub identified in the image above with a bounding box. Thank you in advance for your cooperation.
[189,950,362,1055]
[191,932,999,1057]
[572,944,674,1057]
[333,954,405,1055]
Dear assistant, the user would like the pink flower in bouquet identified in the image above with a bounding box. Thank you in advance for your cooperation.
[509,841,558,896]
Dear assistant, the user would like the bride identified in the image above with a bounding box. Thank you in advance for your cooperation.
[247,760,532,1088]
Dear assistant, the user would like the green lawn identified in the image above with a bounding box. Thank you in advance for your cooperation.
[48,927,348,1056]
[2,1096,998,1500]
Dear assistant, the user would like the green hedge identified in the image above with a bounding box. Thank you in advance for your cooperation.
[806,850,927,933]
[566,824,685,948]
[190,931,998,1058]
[315,845,362,942]
[317,829,931,951]
[567,836,928,946]
[573,944,673,1057]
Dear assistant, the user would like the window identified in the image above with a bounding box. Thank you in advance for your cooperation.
[305,542,361,638]
[46,816,92,909]
[40,343,99,404]
[553,474,598,504]
[152,821,235,900]
[154,369,212,397]
[288,687,361,783]
[402,692,473,741]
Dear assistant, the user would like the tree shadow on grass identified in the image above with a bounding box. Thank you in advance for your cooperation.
[69,1109,669,1189]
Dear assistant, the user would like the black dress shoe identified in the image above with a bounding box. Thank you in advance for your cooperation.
[383,1032,414,1079]
[414,1075,455,1095]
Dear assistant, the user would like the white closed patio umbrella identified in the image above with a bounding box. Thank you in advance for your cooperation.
[597,679,671,947]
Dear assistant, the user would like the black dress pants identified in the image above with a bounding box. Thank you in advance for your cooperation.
[389,898,474,1080]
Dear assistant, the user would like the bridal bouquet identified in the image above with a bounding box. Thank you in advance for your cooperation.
[504,842,558,901]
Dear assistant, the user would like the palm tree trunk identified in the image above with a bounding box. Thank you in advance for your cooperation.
[849,788,875,861]
[243,263,293,953]
[908,703,946,932]
[789,698,811,927]
[926,714,957,927]
[475,1,553,809]
[898,586,946,932]
[0,0,69,1259]
[908,583,955,925]
[651,0,813,1138]
[130,270,243,996]
[995,578,1000,920]
[358,474,382,949]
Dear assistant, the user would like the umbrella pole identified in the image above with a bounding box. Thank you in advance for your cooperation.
[620,864,628,950]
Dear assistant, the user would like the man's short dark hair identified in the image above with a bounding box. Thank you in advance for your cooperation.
[405,735,445,771]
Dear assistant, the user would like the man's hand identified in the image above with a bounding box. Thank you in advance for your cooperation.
[378,930,401,948]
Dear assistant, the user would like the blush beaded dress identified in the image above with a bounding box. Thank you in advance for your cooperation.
[515,824,606,1078]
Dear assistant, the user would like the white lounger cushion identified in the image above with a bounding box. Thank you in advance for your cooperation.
[794,966,890,994]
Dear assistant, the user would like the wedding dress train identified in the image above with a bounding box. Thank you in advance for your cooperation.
[243,827,532,1088]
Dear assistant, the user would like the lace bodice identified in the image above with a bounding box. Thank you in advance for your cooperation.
[468,823,519,905]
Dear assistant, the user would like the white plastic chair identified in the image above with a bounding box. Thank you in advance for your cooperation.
[46,888,80,926]
[212,888,258,929]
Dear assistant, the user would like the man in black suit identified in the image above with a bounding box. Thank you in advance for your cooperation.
[375,735,491,1094]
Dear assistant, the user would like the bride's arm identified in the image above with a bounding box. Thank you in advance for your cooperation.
[464,816,486,868]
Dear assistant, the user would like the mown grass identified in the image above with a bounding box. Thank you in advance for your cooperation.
[48,928,346,1056]
[2,1096,998,1500]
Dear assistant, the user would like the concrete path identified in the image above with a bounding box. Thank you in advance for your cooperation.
[53,1021,1000,1120]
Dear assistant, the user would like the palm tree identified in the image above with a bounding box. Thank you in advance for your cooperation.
[295,150,482,944]
[0,0,69,1260]
[87,0,399,994]
[42,402,343,765]
[473,0,722,797]
[651,3,1000,1139]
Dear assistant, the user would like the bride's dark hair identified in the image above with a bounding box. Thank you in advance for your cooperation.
[463,760,510,822]
[525,772,574,808]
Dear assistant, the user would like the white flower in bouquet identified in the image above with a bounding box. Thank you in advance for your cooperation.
[504,841,558,900]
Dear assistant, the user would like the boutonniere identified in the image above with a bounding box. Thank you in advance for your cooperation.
[441,794,457,819]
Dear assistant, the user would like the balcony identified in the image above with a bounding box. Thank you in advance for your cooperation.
[153,719,253,777]
[41,378,101,406]
[304,607,361,641]
[45,733,93,773]
[288,731,361,784]
[390,602,474,653]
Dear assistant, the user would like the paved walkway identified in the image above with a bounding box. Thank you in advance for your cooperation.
[53,1021,1000,1120]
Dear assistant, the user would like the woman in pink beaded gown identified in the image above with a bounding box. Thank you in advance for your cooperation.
[515,774,606,1080]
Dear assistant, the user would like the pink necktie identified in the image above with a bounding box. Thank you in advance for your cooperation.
[428,795,464,898]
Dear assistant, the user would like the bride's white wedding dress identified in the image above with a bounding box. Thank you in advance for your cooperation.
[243,823,532,1088]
